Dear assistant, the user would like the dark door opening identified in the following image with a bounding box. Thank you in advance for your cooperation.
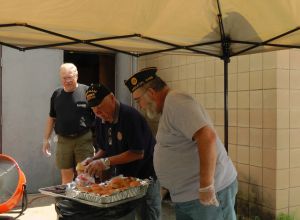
[64,52,115,92]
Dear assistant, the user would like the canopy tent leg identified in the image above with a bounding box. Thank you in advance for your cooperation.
[221,39,230,152]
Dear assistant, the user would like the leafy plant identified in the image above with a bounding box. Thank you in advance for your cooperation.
[276,213,295,220]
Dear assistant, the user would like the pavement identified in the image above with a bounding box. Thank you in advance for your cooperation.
[0,194,175,220]
[0,194,57,220]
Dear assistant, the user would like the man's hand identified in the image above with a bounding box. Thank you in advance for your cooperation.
[81,157,93,166]
[42,139,51,157]
[199,183,219,207]
[85,160,106,177]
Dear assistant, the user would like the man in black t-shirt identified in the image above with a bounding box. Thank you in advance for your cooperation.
[82,83,161,220]
[42,63,95,184]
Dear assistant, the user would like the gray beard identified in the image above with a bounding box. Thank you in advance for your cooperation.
[145,102,160,120]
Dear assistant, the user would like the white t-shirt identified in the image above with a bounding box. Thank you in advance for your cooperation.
[154,91,237,202]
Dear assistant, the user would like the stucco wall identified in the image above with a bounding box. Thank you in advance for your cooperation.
[2,46,63,192]
[115,53,137,105]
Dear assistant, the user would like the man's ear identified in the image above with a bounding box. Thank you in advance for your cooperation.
[147,88,155,97]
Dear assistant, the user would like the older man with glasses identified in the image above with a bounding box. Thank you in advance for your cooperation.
[42,63,95,184]
[124,67,238,220]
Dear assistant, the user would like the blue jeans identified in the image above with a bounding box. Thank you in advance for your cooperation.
[174,179,238,220]
[135,178,162,220]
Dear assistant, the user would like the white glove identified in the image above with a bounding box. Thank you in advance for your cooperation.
[86,160,106,177]
[81,157,93,166]
[199,183,220,207]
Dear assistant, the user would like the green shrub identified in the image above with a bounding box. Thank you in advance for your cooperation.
[276,213,295,220]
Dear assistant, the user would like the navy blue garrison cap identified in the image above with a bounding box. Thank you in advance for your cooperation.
[124,67,157,93]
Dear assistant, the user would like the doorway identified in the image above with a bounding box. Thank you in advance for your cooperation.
[64,52,115,92]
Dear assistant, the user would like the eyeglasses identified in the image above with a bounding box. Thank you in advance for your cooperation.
[133,89,148,105]
[61,75,76,82]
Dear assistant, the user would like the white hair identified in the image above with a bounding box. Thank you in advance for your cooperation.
[60,63,78,76]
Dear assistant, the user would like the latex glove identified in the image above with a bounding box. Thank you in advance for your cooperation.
[81,157,93,166]
[42,139,51,157]
[75,173,95,186]
[85,159,106,177]
[199,183,220,207]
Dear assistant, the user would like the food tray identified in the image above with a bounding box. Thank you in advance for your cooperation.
[75,183,148,204]
[39,180,149,208]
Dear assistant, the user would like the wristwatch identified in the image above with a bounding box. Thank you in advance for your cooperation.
[101,158,110,170]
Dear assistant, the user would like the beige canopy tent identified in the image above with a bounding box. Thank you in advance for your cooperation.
[1,0,300,56]
[1,0,300,148]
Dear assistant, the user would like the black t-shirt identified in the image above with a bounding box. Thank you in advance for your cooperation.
[50,84,95,136]
[95,103,156,179]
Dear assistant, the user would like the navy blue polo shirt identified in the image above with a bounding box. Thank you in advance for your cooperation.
[95,102,156,179]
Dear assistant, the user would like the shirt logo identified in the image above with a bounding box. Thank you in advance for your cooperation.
[77,103,87,108]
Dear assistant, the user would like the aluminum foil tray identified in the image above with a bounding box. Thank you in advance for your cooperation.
[75,183,148,204]
[39,179,149,208]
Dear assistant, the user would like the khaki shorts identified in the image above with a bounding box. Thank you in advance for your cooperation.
[55,131,95,169]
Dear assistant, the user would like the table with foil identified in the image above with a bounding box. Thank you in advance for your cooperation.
[39,179,149,208]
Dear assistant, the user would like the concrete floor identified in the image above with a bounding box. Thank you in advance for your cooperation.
[0,194,175,220]
[0,194,57,220]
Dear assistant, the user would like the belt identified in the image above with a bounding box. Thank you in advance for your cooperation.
[60,129,90,138]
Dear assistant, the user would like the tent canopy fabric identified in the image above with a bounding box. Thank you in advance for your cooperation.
[1,0,300,57]
[1,0,299,150]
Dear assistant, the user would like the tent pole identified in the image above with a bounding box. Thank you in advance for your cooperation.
[221,37,230,152]
[224,55,229,152]
[217,0,230,151]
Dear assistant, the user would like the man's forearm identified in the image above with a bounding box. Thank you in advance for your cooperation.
[193,126,217,187]
[93,150,105,160]
[108,151,144,166]
[44,117,55,141]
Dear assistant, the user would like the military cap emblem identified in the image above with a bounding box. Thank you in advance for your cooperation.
[131,77,138,86]
[124,67,157,93]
